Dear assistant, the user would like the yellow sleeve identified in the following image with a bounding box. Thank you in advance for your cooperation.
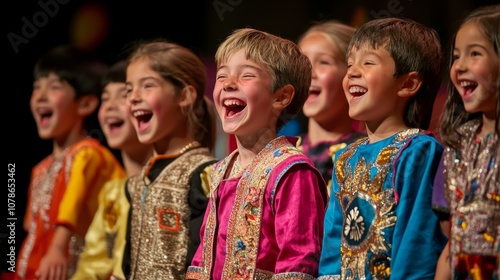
[199,163,215,197]
[72,179,128,280]
[57,146,124,234]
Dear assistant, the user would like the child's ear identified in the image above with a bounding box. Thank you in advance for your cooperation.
[77,95,99,116]
[179,85,197,107]
[273,85,295,110]
[398,71,422,97]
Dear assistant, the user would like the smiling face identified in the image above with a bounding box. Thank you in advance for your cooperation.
[213,49,278,137]
[98,82,140,149]
[300,32,349,123]
[30,73,80,140]
[343,44,408,125]
[450,20,499,117]
[126,57,186,145]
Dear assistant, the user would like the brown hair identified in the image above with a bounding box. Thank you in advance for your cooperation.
[128,40,216,151]
[348,17,443,130]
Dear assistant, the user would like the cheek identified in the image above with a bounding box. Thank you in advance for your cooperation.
[29,95,37,112]
[118,102,130,118]
[342,76,349,95]
[97,107,105,125]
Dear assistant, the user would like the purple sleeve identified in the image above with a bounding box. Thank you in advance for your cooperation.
[432,153,450,221]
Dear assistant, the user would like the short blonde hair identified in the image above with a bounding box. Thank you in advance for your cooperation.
[215,28,312,130]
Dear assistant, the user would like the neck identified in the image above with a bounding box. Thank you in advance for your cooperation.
[153,135,199,156]
[479,113,497,138]
[235,128,277,168]
[121,145,153,177]
[52,129,87,157]
[307,118,355,144]
[365,117,409,144]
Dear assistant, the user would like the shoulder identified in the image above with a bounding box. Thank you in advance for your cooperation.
[404,131,443,150]
[396,131,443,166]
[68,138,109,159]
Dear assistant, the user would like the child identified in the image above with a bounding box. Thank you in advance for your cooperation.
[297,20,366,191]
[436,5,499,279]
[71,60,153,280]
[187,28,328,279]
[122,40,218,279]
[16,45,124,280]
[318,18,447,279]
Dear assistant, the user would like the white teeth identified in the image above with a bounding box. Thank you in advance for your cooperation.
[105,117,123,124]
[223,99,245,106]
[132,111,148,117]
[349,86,367,93]
[459,81,477,87]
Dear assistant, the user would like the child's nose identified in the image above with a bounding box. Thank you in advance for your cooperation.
[223,76,237,91]
[127,89,141,103]
[453,58,467,73]
[346,65,360,78]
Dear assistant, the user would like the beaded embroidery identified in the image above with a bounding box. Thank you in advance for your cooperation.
[443,119,499,277]
[334,129,421,279]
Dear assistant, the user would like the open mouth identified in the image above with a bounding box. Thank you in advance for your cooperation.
[132,110,153,129]
[36,108,53,127]
[349,86,367,99]
[105,117,125,132]
[459,80,478,98]
[308,86,321,96]
[223,98,246,117]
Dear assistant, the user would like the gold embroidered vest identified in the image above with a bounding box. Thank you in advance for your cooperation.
[127,147,214,280]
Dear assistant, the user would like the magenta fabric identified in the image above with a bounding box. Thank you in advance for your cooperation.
[191,157,326,279]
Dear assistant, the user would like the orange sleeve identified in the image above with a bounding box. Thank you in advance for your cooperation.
[23,167,37,231]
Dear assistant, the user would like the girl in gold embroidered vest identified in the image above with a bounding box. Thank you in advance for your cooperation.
[187,28,328,280]
[436,5,500,279]
[71,60,153,280]
[122,40,218,280]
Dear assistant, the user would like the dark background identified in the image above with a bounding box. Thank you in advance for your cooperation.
[3,0,497,274]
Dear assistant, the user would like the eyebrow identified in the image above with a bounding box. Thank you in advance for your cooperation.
[454,43,490,52]
[125,76,159,85]
[217,64,262,72]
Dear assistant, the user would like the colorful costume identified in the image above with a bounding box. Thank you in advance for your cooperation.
[123,147,216,280]
[16,138,124,280]
[443,119,499,279]
[319,129,446,280]
[297,132,365,193]
[71,178,129,280]
[187,136,328,280]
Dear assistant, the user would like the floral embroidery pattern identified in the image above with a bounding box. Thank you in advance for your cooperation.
[345,207,364,241]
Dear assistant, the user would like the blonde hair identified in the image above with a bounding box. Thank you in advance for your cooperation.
[215,28,312,130]
[298,20,356,66]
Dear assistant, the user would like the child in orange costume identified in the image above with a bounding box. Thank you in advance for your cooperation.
[16,45,124,280]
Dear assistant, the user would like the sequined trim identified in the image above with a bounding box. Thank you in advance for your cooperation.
[127,148,215,279]
[335,129,421,279]
[443,119,499,278]
[317,275,341,280]
[18,139,99,278]
[157,208,181,231]
[201,136,303,279]
[186,266,201,279]
[271,271,317,279]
